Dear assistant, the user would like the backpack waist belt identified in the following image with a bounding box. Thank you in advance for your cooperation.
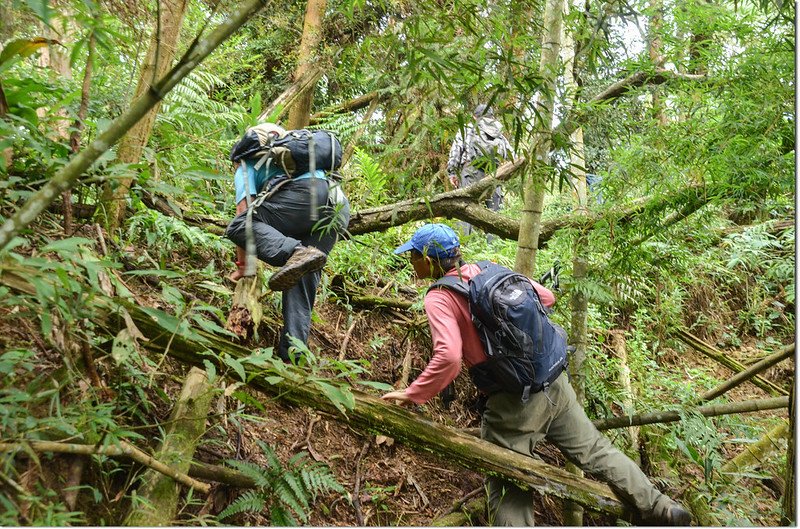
[469,358,567,399]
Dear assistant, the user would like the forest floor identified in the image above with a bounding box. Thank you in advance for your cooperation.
[1,219,792,526]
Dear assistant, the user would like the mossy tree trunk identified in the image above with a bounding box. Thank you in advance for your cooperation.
[124,367,215,526]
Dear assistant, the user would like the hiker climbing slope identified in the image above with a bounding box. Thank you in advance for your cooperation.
[225,123,350,363]
[383,223,693,526]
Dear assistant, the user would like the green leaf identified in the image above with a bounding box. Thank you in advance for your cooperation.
[355,380,395,392]
[195,280,232,295]
[41,237,94,254]
[203,360,217,383]
[231,390,265,412]
[223,356,247,382]
[0,37,55,73]
[23,0,53,24]
[314,381,354,414]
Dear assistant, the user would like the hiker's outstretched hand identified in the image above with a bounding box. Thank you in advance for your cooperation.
[381,389,413,406]
[228,267,245,282]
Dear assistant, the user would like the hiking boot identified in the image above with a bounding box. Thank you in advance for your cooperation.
[268,246,326,291]
[664,505,692,526]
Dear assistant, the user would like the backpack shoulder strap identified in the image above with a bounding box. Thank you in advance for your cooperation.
[428,274,469,297]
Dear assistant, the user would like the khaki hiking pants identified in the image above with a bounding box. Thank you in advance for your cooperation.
[481,372,675,526]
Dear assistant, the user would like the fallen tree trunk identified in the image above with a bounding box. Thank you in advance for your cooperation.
[118,304,627,517]
[675,330,788,397]
[720,420,790,477]
[686,419,790,526]
[309,91,382,124]
[0,440,210,494]
[124,367,215,526]
[593,396,789,430]
[0,267,628,516]
[431,497,485,527]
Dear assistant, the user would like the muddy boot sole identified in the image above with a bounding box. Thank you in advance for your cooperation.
[268,248,327,291]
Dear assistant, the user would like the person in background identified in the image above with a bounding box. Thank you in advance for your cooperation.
[225,123,350,363]
[382,223,692,527]
[446,104,514,241]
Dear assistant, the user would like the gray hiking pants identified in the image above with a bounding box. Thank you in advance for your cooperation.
[481,372,675,526]
[457,166,502,242]
[225,178,350,361]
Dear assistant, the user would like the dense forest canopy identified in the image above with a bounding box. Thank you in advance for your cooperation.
[0,0,795,525]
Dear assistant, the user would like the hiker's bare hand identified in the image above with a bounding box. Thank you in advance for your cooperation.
[381,390,413,406]
[448,174,458,188]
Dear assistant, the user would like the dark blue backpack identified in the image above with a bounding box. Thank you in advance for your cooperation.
[230,128,342,177]
[430,261,568,402]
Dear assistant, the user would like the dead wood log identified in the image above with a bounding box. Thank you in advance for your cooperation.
[675,330,788,397]
[101,303,628,516]
[0,441,210,494]
[686,419,790,526]
[720,420,790,478]
[593,396,789,430]
[700,344,794,402]
[345,294,414,311]
[124,367,215,525]
[188,461,255,488]
[226,275,263,341]
[609,331,640,464]
[309,91,382,124]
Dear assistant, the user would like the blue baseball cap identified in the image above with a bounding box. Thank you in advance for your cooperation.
[394,223,460,259]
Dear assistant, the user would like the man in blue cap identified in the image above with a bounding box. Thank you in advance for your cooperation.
[384,223,692,526]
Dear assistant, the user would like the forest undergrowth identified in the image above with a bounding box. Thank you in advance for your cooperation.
[0,191,793,526]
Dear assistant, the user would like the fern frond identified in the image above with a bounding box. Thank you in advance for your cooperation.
[224,459,271,488]
[273,479,309,522]
[218,489,266,520]
[256,439,282,471]
[281,472,310,511]
[270,505,298,527]
[302,464,345,496]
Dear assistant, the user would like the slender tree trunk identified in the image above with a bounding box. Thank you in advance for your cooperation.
[562,5,586,522]
[64,31,97,235]
[37,13,76,233]
[99,0,190,234]
[286,0,327,129]
[609,331,640,463]
[648,0,668,125]
[780,378,795,524]
[514,0,565,276]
